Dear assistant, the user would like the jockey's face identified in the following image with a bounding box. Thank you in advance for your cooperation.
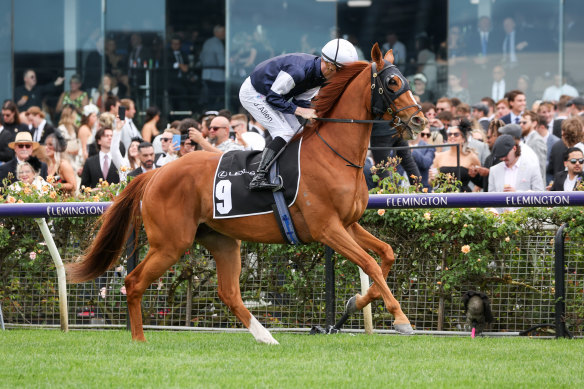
[321,59,338,80]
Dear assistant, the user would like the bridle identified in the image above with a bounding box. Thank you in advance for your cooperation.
[314,60,422,168]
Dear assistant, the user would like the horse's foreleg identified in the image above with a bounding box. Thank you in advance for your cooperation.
[321,225,412,333]
[197,231,279,345]
[347,223,395,310]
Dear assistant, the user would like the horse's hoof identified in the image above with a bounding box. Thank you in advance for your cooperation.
[345,295,358,315]
[394,323,414,335]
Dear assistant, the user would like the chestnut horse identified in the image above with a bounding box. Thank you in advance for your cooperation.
[67,44,427,343]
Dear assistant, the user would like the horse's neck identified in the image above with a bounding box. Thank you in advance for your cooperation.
[316,70,372,167]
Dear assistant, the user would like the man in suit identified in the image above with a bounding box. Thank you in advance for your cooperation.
[0,100,30,163]
[488,134,544,192]
[80,128,120,188]
[0,131,48,185]
[500,90,526,124]
[26,106,55,144]
[550,147,584,191]
[520,111,547,181]
[14,69,64,111]
[464,16,500,59]
[128,142,156,177]
[167,36,191,111]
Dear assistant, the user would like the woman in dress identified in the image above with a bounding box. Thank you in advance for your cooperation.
[45,132,77,196]
[77,104,99,166]
[112,116,142,180]
[57,105,81,168]
[430,118,482,192]
[141,106,160,142]
[56,74,89,116]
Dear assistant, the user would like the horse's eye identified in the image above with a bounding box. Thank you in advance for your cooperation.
[387,77,398,87]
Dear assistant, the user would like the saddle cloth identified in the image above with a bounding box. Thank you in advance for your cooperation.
[212,138,302,219]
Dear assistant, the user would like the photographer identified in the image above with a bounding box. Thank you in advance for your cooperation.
[188,115,244,153]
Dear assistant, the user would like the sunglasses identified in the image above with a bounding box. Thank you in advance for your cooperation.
[209,126,226,131]
[16,143,33,149]
[420,133,431,138]
[446,132,462,138]
[568,158,584,164]
[161,137,173,142]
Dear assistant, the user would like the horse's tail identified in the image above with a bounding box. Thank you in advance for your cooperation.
[66,172,155,283]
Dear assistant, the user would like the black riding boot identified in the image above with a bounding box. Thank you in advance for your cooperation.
[249,147,280,191]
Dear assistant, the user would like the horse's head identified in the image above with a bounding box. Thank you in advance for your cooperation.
[370,43,427,140]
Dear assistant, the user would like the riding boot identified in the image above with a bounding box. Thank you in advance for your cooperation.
[249,147,280,191]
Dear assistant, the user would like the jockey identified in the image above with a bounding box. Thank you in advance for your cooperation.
[240,38,358,191]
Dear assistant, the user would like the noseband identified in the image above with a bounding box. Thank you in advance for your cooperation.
[371,60,422,134]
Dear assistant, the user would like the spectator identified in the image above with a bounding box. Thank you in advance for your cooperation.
[12,157,49,191]
[141,106,160,143]
[471,103,490,131]
[548,117,584,181]
[542,75,579,102]
[179,134,195,156]
[381,32,407,67]
[154,128,180,168]
[91,74,119,112]
[188,116,244,153]
[549,147,584,191]
[429,118,481,192]
[111,118,141,181]
[500,90,526,124]
[14,69,64,112]
[44,132,77,195]
[199,25,226,110]
[475,118,505,192]
[552,95,572,138]
[488,134,544,192]
[0,100,30,163]
[446,74,470,104]
[412,73,435,103]
[0,132,48,185]
[568,96,584,118]
[128,142,156,177]
[464,16,499,59]
[480,96,496,120]
[230,113,265,151]
[167,35,191,111]
[27,106,55,145]
[498,123,542,176]
[495,98,510,119]
[534,114,560,184]
[520,111,547,180]
[435,97,452,115]
[501,17,529,66]
[409,127,435,190]
[490,65,506,102]
[57,105,81,166]
[80,127,120,188]
[56,74,89,116]
[119,98,140,149]
[536,100,556,134]
[77,104,99,166]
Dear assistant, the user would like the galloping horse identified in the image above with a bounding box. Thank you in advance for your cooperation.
[67,44,427,343]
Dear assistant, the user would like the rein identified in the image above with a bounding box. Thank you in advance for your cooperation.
[313,61,421,169]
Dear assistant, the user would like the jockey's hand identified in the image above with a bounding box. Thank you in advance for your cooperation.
[295,107,317,121]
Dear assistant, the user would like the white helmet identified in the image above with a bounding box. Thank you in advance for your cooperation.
[321,38,358,68]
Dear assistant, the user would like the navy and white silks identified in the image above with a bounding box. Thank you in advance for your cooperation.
[239,53,325,142]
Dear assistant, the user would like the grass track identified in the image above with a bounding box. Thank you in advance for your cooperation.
[0,330,582,388]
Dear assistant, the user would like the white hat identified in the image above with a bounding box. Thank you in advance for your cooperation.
[321,38,358,68]
[83,103,99,117]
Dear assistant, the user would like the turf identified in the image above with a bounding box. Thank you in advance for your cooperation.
[0,330,582,388]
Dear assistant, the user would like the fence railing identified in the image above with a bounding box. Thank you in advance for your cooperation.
[1,192,583,336]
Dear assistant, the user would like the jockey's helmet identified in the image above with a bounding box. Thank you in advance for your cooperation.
[321,38,358,68]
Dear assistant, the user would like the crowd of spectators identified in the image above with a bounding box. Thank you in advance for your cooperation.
[2,17,583,203]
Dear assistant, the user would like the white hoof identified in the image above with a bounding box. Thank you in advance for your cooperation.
[249,315,279,345]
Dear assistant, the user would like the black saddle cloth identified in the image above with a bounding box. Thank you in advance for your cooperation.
[212,139,302,219]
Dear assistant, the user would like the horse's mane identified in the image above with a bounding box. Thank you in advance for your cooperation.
[301,61,369,138]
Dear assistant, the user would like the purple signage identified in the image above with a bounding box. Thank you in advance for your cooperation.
[1,192,583,218]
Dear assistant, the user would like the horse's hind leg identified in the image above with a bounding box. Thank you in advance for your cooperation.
[347,222,396,310]
[196,228,279,345]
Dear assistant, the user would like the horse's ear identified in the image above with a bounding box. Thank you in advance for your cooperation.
[384,49,395,64]
[371,43,384,69]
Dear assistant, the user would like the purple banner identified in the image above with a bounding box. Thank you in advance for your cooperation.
[367,191,584,209]
[0,202,111,218]
[1,192,583,218]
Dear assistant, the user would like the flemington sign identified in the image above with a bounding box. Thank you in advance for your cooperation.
[367,192,584,209]
[0,192,583,218]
